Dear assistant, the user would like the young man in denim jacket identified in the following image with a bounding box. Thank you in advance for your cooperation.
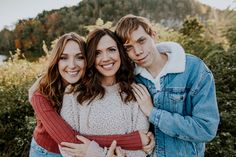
[115,14,220,157]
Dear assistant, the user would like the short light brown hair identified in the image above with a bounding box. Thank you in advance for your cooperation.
[115,14,155,43]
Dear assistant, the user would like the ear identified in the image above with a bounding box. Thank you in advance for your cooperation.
[151,31,157,39]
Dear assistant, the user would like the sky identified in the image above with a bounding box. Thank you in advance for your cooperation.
[0,0,236,30]
[0,0,81,30]
[199,0,236,10]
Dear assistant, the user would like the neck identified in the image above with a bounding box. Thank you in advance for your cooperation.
[147,52,168,78]
[101,76,116,86]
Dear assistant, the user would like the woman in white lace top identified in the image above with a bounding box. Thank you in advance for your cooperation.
[59,28,154,157]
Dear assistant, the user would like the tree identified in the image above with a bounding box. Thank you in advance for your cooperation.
[0,28,14,56]
[179,16,224,60]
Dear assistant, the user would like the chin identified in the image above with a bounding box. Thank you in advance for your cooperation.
[67,78,80,84]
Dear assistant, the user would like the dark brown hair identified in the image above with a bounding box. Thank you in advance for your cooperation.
[39,32,86,112]
[76,28,135,104]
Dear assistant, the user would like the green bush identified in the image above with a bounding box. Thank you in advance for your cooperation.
[0,18,235,156]
[178,16,236,157]
[204,49,236,157]
[0,58,44,157]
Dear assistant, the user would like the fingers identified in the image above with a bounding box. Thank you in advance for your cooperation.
[143,132,155,155]
[60,142,78,148]
[60,146,76,155]
[132,84,150,101]
[60,145,85,157]
[60,143,85,157]
[76,135,90,144]
[132,83,150,96]
[139,131,150,146]
[138,84,150,96]
[116,147,125,157]
[106,140,117,157]
[133,86,142,101]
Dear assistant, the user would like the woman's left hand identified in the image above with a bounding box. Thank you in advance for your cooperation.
[60,135,91,157]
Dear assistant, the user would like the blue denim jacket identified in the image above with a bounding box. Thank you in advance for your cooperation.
[136,42,220,157]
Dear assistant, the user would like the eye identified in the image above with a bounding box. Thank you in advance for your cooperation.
[124,45,133,52]
[108,47,117,53]
[60,55,67,60]
[96,50,102,56]
[76,54,84,60]
[138,38,146,44]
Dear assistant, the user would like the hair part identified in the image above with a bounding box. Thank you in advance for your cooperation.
[39,32,86,112]
[115,14,155,44]
[77,28,136,105]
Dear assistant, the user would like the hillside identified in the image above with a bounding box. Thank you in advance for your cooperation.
[0,0,235,57]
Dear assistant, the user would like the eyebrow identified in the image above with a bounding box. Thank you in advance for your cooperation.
[96,45,117,51]
[124,36,145,46]
[108,46,117,49]
[61,51,82,55]
[137,36,145,42]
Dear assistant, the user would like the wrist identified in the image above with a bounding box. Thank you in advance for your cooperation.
[147,106,154,117]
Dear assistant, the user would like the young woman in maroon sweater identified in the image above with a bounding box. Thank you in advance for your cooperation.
[29,32,153,157]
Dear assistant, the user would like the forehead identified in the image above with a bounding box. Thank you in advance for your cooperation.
[63,40,81,54]
[125,26,149,45]
[97,35,117,50]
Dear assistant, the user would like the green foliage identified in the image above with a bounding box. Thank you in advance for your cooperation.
[225,27,236,47]
[84,18,113,32]
[179,16,204,37]
[0,11,235,156]
[0,28,14,56]
[178,16,236,157]
[178,16,225,60]
[205,49,236,157]
[0,55,44,156]
[0,0,229,58]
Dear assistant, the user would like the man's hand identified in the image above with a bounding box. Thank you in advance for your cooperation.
[132,83,153,117]
[139,131,150,146]
[143,132,155,155]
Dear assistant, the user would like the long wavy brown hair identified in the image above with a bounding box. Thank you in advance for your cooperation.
[76,28,135,105]
[39,32,86,112]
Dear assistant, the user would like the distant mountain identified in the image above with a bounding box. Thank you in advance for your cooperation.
[35,0,224,31]
[67,0,222,28]
[0,0,234,57]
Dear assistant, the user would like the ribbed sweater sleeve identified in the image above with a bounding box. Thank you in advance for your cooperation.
[31,91,142,150]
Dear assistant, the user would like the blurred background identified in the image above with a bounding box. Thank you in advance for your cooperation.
[0,0,235,156]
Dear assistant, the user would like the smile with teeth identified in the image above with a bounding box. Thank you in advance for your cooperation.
[67,71,79,76]
[101,63,114,70]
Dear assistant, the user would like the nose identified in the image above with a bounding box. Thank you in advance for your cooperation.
[68,58,76,68]
[134,44,143,55]
[101,52,110,61]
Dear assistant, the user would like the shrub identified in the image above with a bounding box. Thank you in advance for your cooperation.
[0,58,44,156]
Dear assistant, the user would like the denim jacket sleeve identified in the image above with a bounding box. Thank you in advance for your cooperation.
[149,64,220,143]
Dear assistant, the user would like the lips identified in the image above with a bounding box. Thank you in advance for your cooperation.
[66,71,79,76]
[101,63,114,70]
[137,54,148,63]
